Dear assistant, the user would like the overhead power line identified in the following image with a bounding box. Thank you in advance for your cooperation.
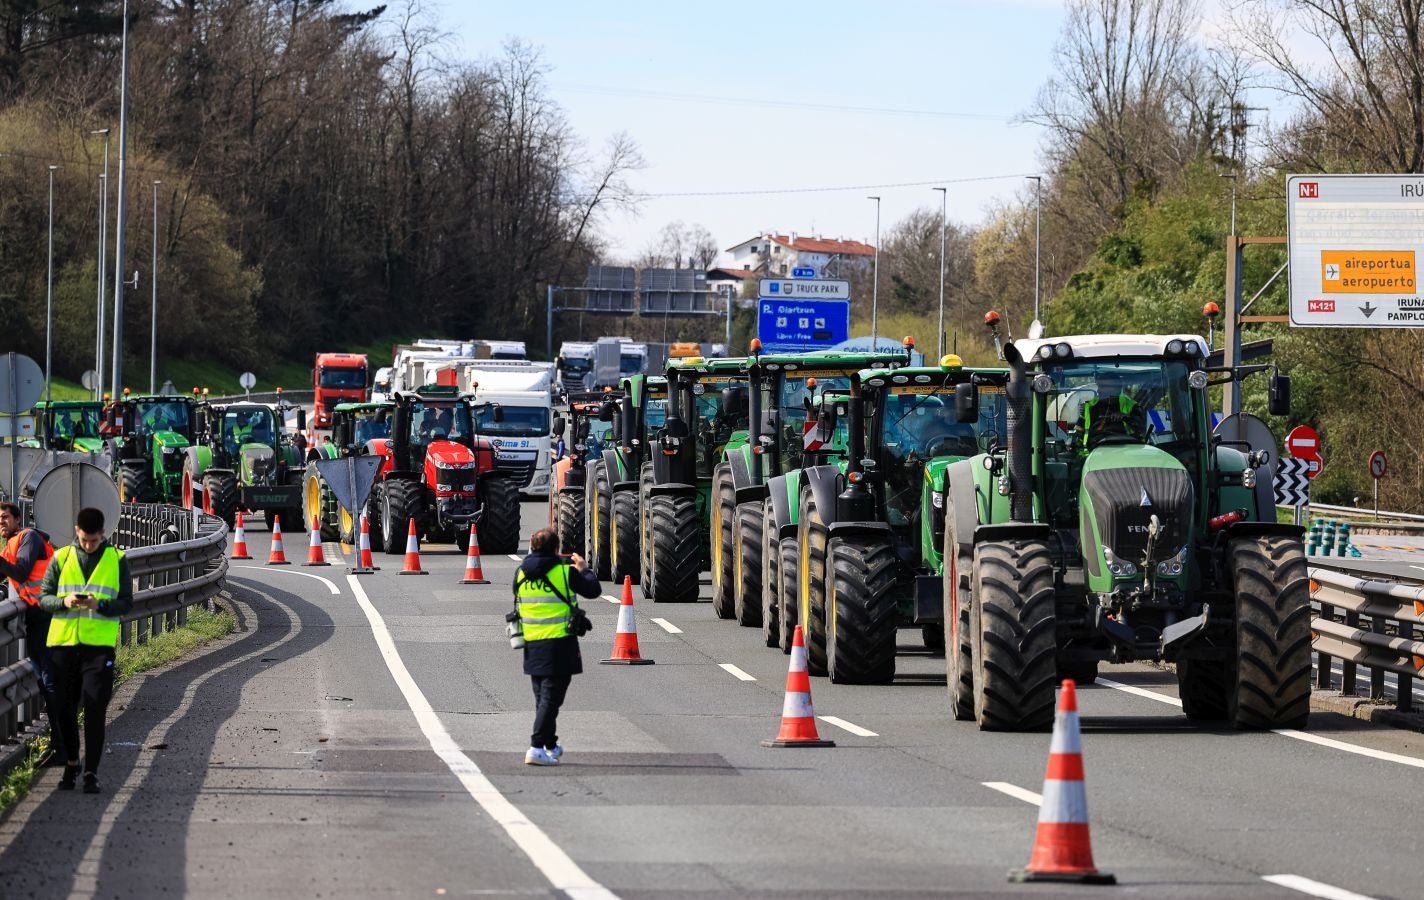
[552,83,1014,123]
[636,173,1039,199]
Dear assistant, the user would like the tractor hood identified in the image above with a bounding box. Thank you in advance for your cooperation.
[425,439,476,468]
[1079,443,1193,585]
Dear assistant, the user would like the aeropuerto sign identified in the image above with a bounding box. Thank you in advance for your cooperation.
[1287,174,1424,327]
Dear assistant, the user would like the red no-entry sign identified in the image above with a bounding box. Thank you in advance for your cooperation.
[1286,425,1324,479]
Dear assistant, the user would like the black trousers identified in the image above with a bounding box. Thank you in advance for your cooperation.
[530,674,572,749]
[24,607,63,759]
[49,645,116,774]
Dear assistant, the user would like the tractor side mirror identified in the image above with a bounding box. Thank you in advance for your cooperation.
[551,415,566,438]
[599,401,616,422]
[492,403,505,423]
[296,408,307,432]
[954,382,979,423]
[817,405,837,442]
[1268,373,1291,417]
[720,387,748,418]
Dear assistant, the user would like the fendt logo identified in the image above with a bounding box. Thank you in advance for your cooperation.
[1299,182,1319,199]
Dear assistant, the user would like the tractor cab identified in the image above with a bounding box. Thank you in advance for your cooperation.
[655,357,749,488]
[393,385,476,474]
[330,402,393,455]
[106,393,198,503]
[32,401,104,453]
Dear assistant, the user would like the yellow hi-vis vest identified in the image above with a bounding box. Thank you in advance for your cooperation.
[515,565,577,642]
[48,545,124,647]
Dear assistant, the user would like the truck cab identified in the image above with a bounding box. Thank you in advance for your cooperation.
[313,353,369,427]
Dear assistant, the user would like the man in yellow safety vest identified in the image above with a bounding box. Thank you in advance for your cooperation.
[514,527,601,766]
[39,506,133,793]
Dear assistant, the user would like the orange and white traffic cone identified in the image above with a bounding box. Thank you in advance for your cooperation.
[266,517,291,566]
[460,523,488,584]
[1009,680,1115,884]
[350,513,377,574]
[761,624,834,747]
[398,518,428,575]
[601,575,653,665]
[305,515,331,566]
[231,511,252,560]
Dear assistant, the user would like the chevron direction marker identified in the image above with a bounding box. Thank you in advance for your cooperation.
[1275,457,1312,508]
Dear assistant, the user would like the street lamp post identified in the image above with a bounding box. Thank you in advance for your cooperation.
[91,128,110,400]
[1026,175,1042,327]
[868,195,881,350]
[150,180,160,393]
[110,0,131,398]
[1219,172,1238,235]
[933,186,947,357]
[46,165,58,408]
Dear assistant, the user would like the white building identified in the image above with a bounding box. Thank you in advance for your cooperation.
[724,232,876,278]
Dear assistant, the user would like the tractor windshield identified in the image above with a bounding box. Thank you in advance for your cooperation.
[689,377,745,478]
[135,401,190,438]
[1037,358,1205,527]
[52,406,101,439]
[776,372,851,472]
[473,404,550,438]
[350,408,391,443]
[223,407,277,453]
[644,395,667,431]
[409,400,473,446]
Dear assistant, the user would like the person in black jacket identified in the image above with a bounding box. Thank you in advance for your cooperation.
[513,527,601,766]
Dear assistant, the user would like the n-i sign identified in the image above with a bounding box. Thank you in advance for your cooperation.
[1286,425,1324,479]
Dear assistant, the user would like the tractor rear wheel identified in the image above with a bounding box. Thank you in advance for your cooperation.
[650,494,701,603]
[797,492,829,676]
[364,492,384,553]
[760,499,781,647]
[588,462,612,580]
[1229,534,1312,729]
[710,465,736,619]
[203,472,238,528]
[638,464,655,599]
[610,489,640,586]
[479,477,521,555]
[971,538,1058,732]
[381,479,418,555]
[733,502,762,627]
[943,517,974,720]
[556,492,584,559]
[304,463,338,541]
[826,536,898,684]
[338,505,357,545]
[118,462,149,504]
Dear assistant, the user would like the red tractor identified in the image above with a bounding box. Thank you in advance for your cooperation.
[366,384,522,555]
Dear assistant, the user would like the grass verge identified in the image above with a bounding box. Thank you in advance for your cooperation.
[0,603,237,812]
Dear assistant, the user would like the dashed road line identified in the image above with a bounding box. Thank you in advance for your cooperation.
[817,716,878,737]
[604,594,621,604]
[718,663,756,681]
[507,554,523,562]
[1262,874,1378,900]
[650,617,682,634]
[981,781,1042,806]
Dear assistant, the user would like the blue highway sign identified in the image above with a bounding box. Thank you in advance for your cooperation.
[758,298,850,352]
[792,266,817,278]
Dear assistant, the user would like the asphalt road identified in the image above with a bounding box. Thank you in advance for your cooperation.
[2,517,1422,899]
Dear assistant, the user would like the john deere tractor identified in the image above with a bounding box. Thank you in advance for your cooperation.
[942,332,1308,731]
[104,394,199,504]
[585,374,667,590]
[637,357,749,603]
[182,399,307,529]
[303,401,393,543]
[548,391,620,558]
[709,344,911,633]
[28,401,106,453]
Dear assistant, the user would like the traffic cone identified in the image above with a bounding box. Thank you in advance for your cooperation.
[350,513,377,574]
[231,511,252,560]
[460,523,489,584]
[1009,680,1115,885]
[601,575,654,665]
[398,518,428,575]
[761,624,835,747]
[266,517,291,565]
[305,515,330,566]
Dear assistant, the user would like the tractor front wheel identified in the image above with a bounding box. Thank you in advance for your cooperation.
[610,489,640,586]
[556,492,584,559]
[649,494,701,603]
[479,477,521,555]
[710,466,736,619]
[733,502,762,627]
[943,517,974,721]
[797,492,829,676]
[760,499,781,647]
[381,479,418,555]
[971,538,1058,732]
[587,461,612,580]
[203,472,238,528]
[826,536,898,684]
[118,462,149,504]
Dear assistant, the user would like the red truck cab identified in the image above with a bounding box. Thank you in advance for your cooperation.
[313,353,369,427]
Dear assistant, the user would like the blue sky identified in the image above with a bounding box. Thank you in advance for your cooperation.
[433,0,1066,262]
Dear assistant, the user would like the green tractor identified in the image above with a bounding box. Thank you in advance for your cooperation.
[709,344,912,632]
[27,401,106,454]
[548,391,620,558]
[585,374,667,589]
[637,357,749,603]
[183,399,307,529]
[104,394,199,504]
[303,401,393,543]
[943,332,1308,731]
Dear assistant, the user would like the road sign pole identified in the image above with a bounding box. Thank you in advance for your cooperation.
[546,284,554,361]
[1223,234,1241,417]
[1374,478,1379,521]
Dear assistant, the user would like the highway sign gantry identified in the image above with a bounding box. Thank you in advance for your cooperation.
[1287,174,1424,327]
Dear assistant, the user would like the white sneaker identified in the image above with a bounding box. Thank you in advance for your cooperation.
[545,744,563,761]
[524,746,558,766]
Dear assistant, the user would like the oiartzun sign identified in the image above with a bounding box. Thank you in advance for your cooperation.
[1287,174,1424,327]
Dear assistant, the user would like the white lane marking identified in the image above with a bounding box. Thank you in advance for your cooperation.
[507,554,523,562]
[982,781,1042,806]
[650,617,682,634]
[818,716,878,737]
[718,663,756,681]
[345,574,616,900]
[604,594,621,605]
[1262,874,1379,900]
[232,565,341,595]
[1097,677,1424,770]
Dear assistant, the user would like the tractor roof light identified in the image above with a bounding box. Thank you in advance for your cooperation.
[1167,339,1185,354]
[1204,302,1221,318]
[847,470,865,484]
[903,336,915,349]
[892,375,909,384]
[750,338,763,353]
[1054,342,1072,358]
[914,374,932,383]
[807,377,818,389]
[1038,345,1053,360]
[1187,370,1209,390]
[940,354,963,369]
[984,310,1001,327]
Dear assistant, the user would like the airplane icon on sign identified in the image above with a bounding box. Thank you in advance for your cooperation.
[1325,263,1340,280]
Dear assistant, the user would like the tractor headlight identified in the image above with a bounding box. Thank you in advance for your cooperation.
[1156,545,1189,577]
[1242,467,1257,489]
[1102,546,1138,577]
[1187,370,1208,390]
[997,475,1010,496]
[1032,374,1053,394]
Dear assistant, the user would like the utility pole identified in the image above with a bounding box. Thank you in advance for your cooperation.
[150,180,161,393]
[868,195,881,350]
[110,0,131,398]
[91,129,110,399]
[933,186,947,358]
[46,166,58,408]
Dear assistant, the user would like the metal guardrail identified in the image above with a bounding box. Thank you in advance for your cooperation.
[206,390,315,406]
[0,504,229,749]
[1280,501,1424,524]
[1309,565,1422,712]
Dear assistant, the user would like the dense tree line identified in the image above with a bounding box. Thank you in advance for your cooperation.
[0,0,638,375]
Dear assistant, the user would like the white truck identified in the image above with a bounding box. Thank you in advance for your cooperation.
[555,341,596,394]
[460,361,555,499]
